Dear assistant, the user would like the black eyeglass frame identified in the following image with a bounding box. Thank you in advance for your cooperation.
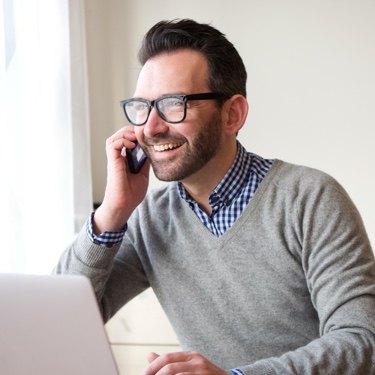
[119,92,229,126]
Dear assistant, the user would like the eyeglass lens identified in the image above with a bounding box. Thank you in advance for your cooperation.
[125,97,185,125]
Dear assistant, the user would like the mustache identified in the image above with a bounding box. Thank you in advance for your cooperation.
[143,134,187,145]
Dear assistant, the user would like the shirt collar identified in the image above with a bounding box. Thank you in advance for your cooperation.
[177,142,251,207]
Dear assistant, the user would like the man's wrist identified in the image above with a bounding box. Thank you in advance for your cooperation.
[87,212,126,247]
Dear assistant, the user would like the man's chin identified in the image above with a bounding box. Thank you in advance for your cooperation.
[151,161,176,182]
[152,162,195,183]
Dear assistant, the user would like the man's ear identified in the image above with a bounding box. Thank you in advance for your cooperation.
[221,95,248,136]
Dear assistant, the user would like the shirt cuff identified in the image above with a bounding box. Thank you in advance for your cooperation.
[228,369,245,375]
[86,212,127,247]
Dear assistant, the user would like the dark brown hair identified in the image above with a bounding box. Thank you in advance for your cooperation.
[138,19,247,99]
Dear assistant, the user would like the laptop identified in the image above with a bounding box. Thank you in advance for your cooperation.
[0,273,120,375]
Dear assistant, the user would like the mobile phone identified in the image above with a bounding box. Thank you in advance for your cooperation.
[126,141,147,174]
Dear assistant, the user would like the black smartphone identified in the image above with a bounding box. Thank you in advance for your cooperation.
[126,141,147,174]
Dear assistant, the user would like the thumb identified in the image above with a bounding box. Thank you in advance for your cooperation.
[147,352,160,364]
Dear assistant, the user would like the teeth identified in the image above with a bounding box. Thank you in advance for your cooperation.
[154,143,182,152]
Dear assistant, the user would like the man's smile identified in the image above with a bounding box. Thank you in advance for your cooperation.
[152,142,184,152]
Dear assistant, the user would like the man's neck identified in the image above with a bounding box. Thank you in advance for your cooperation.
[179,142,238,215]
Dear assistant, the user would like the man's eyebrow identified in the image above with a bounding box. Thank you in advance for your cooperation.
[132,93,188,100]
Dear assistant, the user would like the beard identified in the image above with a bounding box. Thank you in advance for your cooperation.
[145,111,223,182]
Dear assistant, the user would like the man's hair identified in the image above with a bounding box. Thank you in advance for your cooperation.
[138,19,247,99]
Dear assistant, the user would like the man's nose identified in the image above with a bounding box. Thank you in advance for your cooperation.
[143,107,169,138]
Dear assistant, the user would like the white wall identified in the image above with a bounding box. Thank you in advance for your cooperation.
[85,0,375,247]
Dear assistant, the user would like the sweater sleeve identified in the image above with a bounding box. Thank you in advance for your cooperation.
[53,222,150,322]
[240,167,375,375]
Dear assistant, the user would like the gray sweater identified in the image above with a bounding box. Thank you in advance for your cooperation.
[55,160,375,374]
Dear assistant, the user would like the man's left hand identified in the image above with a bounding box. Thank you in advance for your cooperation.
[142,351,229,375]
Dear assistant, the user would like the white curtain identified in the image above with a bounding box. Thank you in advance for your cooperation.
[0,0,92,274]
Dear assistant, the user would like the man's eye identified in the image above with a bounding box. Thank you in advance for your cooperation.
[164,99,184,110]
[171,100,183,107]
[135,103,148,112]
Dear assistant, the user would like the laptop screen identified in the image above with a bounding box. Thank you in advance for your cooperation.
[0,273,119,375]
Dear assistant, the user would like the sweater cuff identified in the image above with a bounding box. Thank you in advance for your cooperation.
[73,223,121,268]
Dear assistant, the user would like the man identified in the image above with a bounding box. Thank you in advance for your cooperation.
[55,19,375,374]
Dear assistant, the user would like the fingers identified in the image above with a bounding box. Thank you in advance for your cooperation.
[142,352,187,375]
[106,126,137,155]
[147,352,160,364]
[142,351,227,375]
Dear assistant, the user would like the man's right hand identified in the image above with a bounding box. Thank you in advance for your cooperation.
[93,126,150,235]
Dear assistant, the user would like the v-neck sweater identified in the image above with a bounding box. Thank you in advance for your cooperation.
[55,159,375,375]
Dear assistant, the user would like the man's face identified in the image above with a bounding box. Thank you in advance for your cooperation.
[133,50,224,182]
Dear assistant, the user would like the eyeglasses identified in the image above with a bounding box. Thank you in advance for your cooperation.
[119,93,228,126]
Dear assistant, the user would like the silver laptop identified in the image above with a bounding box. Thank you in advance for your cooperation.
[0,273,119,375]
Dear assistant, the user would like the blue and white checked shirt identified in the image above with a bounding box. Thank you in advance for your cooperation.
[178,142,273,236]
